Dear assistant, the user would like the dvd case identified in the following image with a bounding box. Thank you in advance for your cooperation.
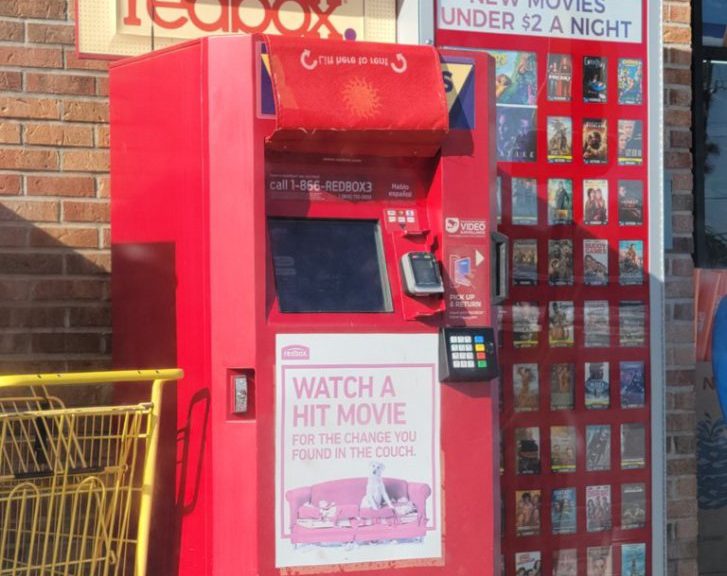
[585,301,611,348]
[583,179,608,225]
[553,549,577,576]
[513,302,541,348]
[516,426,541,474]
[548,178,574,224]
[551,487,577,534]
[583,56,608,102]
[513,239,538,285]
[584,239,609,285]
[620,301,646,347]
[548,53,573,101]
[515,551,541,574]
[583,119,608,164]
[548,239,574,286]
[516,489,542,536]
[514,363,539,412]
[621,423,646,469]
[551,363,575,410]
[492,50,538,106]
[619,240,644,285]
[548,116,573,163]
[618,119,644,166]
[497,107,537,163]
[512,177,539,225]
[621,483,647,529]
[618,180,644,226]
[549,301,575,347]
[586,485,612,532]
[620,361,646,408]
[621,543,646,576]
[585,361,610,409]
[551,426,577,473]
[586,425,611,471]
[587,545,613,576]
[618,58,643,105]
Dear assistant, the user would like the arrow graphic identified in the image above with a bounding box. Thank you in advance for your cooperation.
[390,53,407,73]
[300,49,317,70]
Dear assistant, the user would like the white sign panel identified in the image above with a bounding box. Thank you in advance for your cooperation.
[275,333,442,568]
[437,0,642,44]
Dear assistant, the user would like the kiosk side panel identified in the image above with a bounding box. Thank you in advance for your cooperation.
[110,41,212,576]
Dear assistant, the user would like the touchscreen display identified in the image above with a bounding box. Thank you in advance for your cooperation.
[269,218,393,313]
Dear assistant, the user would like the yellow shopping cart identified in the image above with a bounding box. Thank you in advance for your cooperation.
[0,369,182,576]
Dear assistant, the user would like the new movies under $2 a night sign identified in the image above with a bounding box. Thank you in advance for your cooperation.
[438,0,642,43]
[275,334,442,568]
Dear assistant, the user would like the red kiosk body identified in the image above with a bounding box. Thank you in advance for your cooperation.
[111,35,500,576]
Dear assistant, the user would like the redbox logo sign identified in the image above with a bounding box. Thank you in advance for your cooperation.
[445,217,487,236]
[281,345,310,360]
[122,0,347,40]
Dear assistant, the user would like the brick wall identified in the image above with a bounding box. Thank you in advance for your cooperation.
[0,0,111,374]
[663,1,699,575]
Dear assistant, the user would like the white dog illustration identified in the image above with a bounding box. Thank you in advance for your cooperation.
[360,461,394,509]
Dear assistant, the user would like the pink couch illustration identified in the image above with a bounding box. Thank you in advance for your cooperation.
[285,477,432,545]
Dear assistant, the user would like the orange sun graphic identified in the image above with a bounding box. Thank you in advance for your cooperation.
[341,77,382,119]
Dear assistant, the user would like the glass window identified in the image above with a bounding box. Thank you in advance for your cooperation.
[703,0,727,46]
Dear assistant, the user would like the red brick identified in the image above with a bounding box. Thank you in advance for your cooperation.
[69,305,111,327]
[0,199,59,222]
[0,253,63,274]
[26,23,75,45]
[30,226,99,249]
[32,279,105,301]
[27,175,95,197]
[0,96,61,120]
[62,200,109,223]
[665,67,691,86]
[0,148,59,171]
[670,129,691,149]
[31,333,104,354]
[0,279,29,301]
[96,77,109,97]
[64,51,110,72]
[0,71,21,91]
[0,46,63,69]
[63,149,109,172]
[671,173,694,192]
[0,0,66,19]
[0,174,22,195]
[0,333,30,355]
[0,225,27,247]
[669,4,690,24]
[666,48,692,66]
[664,25,691,45]
[0,19,23,41]
[101,227,110,248]
[65,252,111,275]
[96,176,110,198]
[666,109,691,127]
[62,100,108,123]
[26,73,95,96]
[24,123,94,147]
[668,88,691,107]
[665,151,692,169]
[0,122,20,144]
[96,125,110,148]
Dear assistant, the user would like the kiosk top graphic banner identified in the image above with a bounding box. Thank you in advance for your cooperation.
[437,0,642,44]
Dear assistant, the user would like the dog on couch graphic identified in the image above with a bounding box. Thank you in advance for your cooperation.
[361,461,394,510]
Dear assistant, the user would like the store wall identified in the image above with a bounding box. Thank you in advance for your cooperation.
[663,1,699,574]
[0,0,111,374]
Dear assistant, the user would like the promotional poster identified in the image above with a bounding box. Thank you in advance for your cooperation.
[583,119,608,164]
[548,240,574,286]
[553,549,577,576]
[513,239,538,286]
[584,301,611,348]
[547,54,572,101]
[513,363,539,412]
[550,426,577,473]
[586,485,612,532]
[618,58,644,105]
[620,361,646,408]
[547,116,573,163]
[618,119,644,165]
[550,363,575,411]
[516,427,541,474]
[586,425,612,472]
[583,56,608,102]
[585,361,611,409]
[548,179,574,225]
[549,301,575,347]
[512,177,538,225]
[618,180,644,225]
[275,334,441,567]
[583,179,609,225]
[516,490,542,536]
[587,545,613,576]
[622,483,647,529]
[551,488,577,534]
[583,239,609,286]
[621,423,646,469]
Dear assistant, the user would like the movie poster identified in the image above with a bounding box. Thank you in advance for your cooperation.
[550,363,575,410]
[619,301,646,347]
[513,301,541,348]
[620,361,646,408]
[548,178,574,224]
[618,58,644,105]
[583,179,609,224]
[619,240,644,285]
[586,424,611,471]
[516,426,541,474]
[621,543,646,576]
[275,334,441,567]
[512,177,539,225]
[583,119,608,164]
[583,56,608,103]
[550,426,577,473]
[516,489,542,536]
[513,363,539,412]
[587,545,613,576]
[621,423,646,469]
[584,301,611,348]
[549,301,574,347]
[515,551,541,574]
[513,239,538,285]
[585,361,610,409]
[497,107,537,163]
[548,53,572,101]
[548,239,574,286]
[618,119,644,166]
[551,487,577,534]
[586,485,612,532]
[618,180,644,225]
[621,483,647,529]
[553,549,577,576]
[491,50,538,105]
[584,239,609,286]
[548,116,573,163]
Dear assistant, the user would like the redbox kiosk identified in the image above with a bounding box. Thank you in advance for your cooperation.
[111,35,502,576]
